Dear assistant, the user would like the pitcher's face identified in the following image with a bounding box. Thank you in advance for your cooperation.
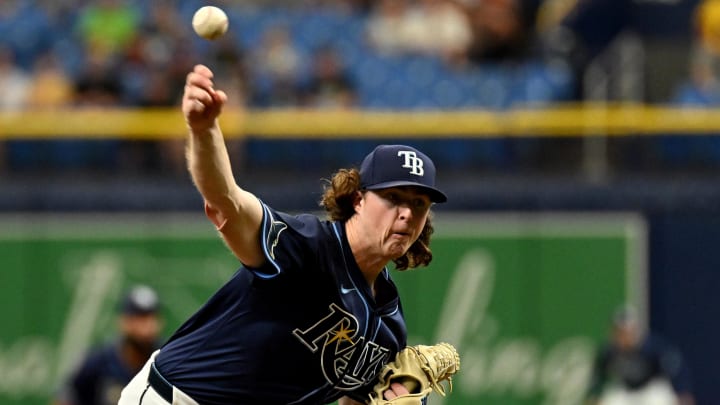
[357,187,431,259]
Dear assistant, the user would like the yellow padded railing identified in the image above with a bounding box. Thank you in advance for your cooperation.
[2,104,720,139]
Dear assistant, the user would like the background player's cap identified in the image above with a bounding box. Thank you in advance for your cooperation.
[120,285,160,315]
[360,144,447,203]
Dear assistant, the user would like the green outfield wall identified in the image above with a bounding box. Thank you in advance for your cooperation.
[0,213,645,405]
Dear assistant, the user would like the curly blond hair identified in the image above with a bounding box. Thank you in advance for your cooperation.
[319,168,434,270]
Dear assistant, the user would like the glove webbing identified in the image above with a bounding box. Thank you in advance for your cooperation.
[410,343,458,396]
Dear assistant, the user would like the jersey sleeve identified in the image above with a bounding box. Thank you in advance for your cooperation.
[247,202,325,279]
[653,336,694,395]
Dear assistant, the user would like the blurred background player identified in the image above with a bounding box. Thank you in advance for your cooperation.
[53,285,163,405]
[585,307,695,405]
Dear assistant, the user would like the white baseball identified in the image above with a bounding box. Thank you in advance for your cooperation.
[192,6,229,40]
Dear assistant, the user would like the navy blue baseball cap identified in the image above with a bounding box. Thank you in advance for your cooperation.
[120,285,160,315]
[359,145,447,203]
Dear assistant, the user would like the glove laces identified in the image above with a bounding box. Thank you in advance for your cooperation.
[413,342,460,396]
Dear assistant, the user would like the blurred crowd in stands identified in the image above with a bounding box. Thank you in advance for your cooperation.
[1,0,719,175]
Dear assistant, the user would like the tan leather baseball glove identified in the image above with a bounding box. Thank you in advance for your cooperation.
[367,342,460,405]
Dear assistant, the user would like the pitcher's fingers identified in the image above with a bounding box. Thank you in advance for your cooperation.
[186,71,215,94]
[186,99,206,114]
[184,85,214,105]
[193,64,214,78]
[390,382,410,395]
[212,89,228,105]
[383,389,397,400]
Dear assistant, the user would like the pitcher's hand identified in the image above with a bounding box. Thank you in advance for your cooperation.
[182,64,228,132]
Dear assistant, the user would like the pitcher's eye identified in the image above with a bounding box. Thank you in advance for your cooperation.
[413,198,429,209]
[385,192,399,203]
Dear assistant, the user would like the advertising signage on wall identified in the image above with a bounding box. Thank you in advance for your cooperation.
[0,213,645,405]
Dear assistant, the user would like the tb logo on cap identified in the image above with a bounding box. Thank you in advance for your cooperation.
[398,151,424,176]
